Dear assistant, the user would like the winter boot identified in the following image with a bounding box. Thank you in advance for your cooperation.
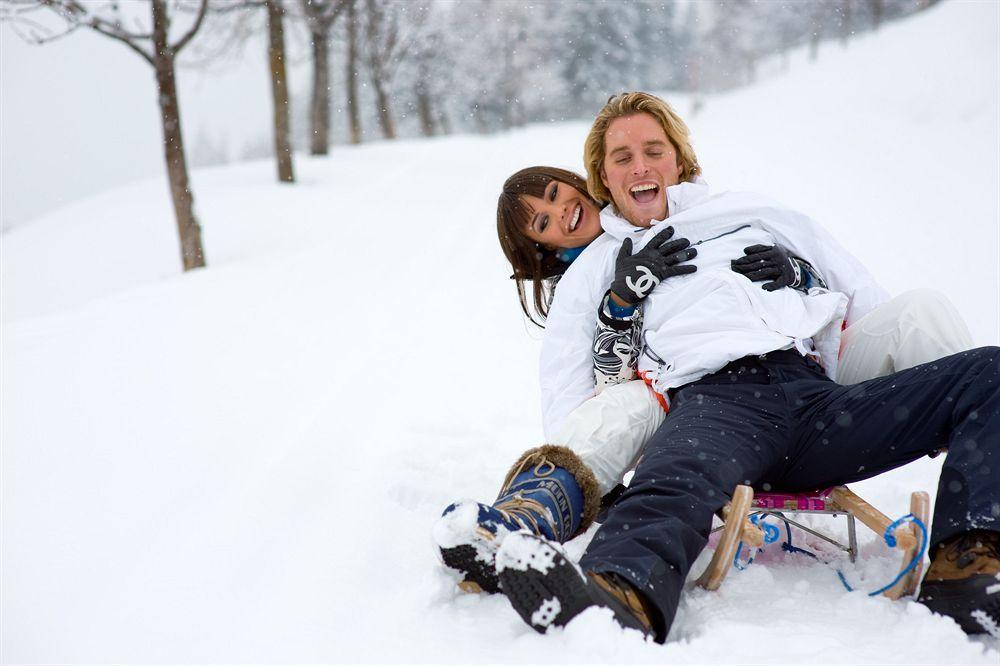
[495,530,655,640]
[917,529,1000,636]
[433,445,600,594]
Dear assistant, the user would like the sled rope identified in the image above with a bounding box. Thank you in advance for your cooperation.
[836,513,928,596]
[732,514,780,570]
[732,513,929,597]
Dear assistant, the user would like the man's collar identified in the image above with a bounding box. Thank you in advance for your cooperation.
[600,180,711,239]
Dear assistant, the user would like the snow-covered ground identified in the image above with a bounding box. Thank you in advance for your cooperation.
[2,1,999,663]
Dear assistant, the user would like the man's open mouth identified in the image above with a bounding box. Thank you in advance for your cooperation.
[629,183,659,205]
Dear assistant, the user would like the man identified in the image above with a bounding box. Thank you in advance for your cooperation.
[495,92,1000,641]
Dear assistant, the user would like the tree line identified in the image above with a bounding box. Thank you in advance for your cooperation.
[1,0,939,271]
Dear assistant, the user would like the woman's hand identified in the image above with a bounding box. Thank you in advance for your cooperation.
[731,244,805,291]
[610,226,697,306]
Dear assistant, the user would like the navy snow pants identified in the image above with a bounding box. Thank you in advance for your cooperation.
[578,347,1000,641]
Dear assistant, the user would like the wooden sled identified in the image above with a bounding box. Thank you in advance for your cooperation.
[696,485,930,599]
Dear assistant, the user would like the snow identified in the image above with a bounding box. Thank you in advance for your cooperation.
[433,501,483,550]
[531,597,562,629]
[495,532,564,576]
[2,1,999,663]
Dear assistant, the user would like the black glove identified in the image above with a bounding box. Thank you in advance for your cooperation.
[730,244,805,291]
[610,226,697,305]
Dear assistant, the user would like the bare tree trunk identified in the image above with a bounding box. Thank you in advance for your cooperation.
[309,30,330,155]
[365,0,396,140]
[436,109,451,135]
[346,0,362,144]
[501,46,514,129]
[870,0,884,30]
[372,81,395,139]
[841,0,852,46]
[152,0,205,270]
[415,84,434,137]
[266,0,294,182]
[687,55,703,116]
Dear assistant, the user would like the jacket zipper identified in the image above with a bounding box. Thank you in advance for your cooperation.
[693,224,752,246]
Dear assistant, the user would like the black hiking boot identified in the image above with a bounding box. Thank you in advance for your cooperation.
[495,531,656,640]
[917,529,1000,636]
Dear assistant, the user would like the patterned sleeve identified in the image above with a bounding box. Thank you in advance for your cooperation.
[791,255,828,290]
[592,290,643,392]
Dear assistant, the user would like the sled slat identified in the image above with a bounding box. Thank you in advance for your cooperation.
[829,486,916,551]
[884,491,930,600]
[698,485,754,591]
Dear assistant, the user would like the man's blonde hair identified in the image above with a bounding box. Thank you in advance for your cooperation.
[583,92,701,206]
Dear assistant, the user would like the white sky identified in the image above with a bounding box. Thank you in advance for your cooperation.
[0,11,306,230]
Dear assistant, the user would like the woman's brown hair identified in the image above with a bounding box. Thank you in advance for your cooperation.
[496,166,595,327]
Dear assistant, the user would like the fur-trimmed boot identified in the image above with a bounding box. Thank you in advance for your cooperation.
[917,529,1000,636]
[433,445,601,594]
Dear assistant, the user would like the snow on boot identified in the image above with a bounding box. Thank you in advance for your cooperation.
[917,529,1000,636]
[495,530,654,640]
[433,445,600,594]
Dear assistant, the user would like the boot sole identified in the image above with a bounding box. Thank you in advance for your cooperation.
[439,544,501,595]
[918,576,1000,635]
[496,532,651,637]
[496,534,593,632]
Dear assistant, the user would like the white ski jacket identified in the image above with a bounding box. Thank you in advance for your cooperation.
[540,182,888,440]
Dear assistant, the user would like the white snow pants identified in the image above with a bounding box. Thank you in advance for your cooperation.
[553,289,974,494]
[836,288,974,384]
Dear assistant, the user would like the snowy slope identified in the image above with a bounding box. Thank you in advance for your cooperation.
[2,1,999,663]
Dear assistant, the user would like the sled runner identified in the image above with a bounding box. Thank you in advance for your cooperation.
[697,485,930,599]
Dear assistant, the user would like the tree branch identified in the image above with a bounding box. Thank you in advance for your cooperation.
[5,15,80,45]
[89,13,152,41]
[172,0,209,53]
[87,16,155,65]
[0,1,50,19]
[316,0,348,29]
[210,0,266,13]
[38,0,87,21]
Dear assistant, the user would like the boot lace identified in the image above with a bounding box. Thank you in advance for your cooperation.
[495,453,559,537]
[493,496,550,534]
[944,531,1000,569]
[500,453,555,492]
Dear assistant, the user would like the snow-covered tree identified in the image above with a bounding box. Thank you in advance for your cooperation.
[296,0,349,154]
[555,0,647,109]
[631,1,681,91]
[359,0,427,139]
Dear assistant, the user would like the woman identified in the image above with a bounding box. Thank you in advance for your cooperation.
[495,166,604,327]
[433,164,974,596]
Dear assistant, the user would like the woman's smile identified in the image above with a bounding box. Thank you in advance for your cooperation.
[521,180,602,249]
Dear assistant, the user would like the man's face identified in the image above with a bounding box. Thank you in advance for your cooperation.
[600,112,684,227]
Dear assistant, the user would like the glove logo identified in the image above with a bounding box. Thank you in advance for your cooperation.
[626,266,659,298]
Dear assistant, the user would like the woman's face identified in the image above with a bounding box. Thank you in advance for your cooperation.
[520,179,603,249]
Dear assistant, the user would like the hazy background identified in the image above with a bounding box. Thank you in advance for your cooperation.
[1,9,275,227]
[1,0,940,230]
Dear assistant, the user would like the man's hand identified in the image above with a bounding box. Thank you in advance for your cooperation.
[610,226,697,305]
[731,244,804,291]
